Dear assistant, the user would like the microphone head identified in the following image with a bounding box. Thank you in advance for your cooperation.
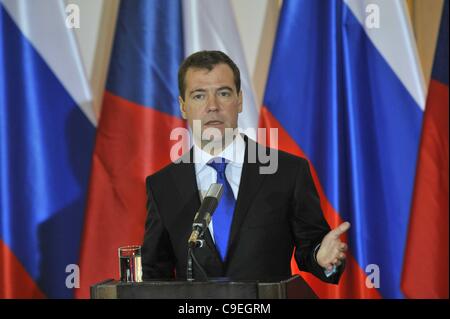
[201,183,223,220]
[205,183,224,201]
[189,183,224,246]
[192,183,224,230]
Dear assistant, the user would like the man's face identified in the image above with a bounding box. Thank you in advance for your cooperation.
[179,63,243,146]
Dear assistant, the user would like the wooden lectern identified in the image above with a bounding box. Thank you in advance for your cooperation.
[90,275,317,299]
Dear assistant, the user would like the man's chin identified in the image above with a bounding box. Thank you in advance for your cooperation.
[202,125,225,136]
[201,127,225,141]
[201,136,225,146]
[192,126,239,150]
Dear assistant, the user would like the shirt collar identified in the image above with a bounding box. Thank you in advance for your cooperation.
[194,134,246,174]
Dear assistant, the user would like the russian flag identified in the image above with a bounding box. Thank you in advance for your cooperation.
[0,0,95,298]
[76,0,257,298]
[260,0,426,298]
[402,0,448,299]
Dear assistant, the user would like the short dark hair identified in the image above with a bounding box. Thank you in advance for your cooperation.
[178,50,241,99]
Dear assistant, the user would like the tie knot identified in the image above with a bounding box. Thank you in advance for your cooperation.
[207,158,228,174]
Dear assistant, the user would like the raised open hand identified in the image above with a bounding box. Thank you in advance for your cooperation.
[316,222,350,271]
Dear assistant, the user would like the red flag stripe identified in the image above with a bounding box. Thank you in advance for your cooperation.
[402,79,449,298]
[76,92,186,298]
[0,240,46,298]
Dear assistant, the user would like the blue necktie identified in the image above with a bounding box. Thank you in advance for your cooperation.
[207,158,236,261]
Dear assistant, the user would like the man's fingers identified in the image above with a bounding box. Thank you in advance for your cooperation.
[323,251,346,270]
[339,243,348,252]
[331,222,351,238]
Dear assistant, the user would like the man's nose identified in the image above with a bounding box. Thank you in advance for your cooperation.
[205,93,219,112]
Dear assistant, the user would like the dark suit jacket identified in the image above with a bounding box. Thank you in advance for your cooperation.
[142,136,343,284]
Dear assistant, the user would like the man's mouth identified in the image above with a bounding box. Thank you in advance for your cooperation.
[204,120,223,126]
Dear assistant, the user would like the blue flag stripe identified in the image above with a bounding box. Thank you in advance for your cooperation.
[432,0,449,85]
[105,0,184,117]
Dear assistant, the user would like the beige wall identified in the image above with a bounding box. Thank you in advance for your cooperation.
[409,0,445,86]
[70,0,444,120]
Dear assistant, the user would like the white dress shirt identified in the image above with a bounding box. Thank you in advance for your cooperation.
[193,134,246,242]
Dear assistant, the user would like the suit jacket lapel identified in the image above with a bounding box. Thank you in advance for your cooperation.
[226,137,266,264]
[170,148,199,218]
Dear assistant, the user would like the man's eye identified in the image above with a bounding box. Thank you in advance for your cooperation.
[219,91,231,97]
[193,94,204,100]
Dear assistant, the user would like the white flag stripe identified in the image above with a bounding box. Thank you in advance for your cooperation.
[344,0,426,111]
[1,0,96,126]
[182,0,259,139]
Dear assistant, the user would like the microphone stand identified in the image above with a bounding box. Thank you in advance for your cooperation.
[187,247,193,281]
[187,238,208,281]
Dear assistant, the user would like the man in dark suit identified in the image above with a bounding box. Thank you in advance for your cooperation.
[142,50,350,284]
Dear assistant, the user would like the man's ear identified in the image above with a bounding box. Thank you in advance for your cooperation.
[179,96,187,119]
[238,90,243,113]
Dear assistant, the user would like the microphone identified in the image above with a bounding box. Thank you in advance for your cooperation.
[188,183,223,248]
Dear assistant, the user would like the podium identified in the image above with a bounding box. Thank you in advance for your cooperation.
[91,275,317,299]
